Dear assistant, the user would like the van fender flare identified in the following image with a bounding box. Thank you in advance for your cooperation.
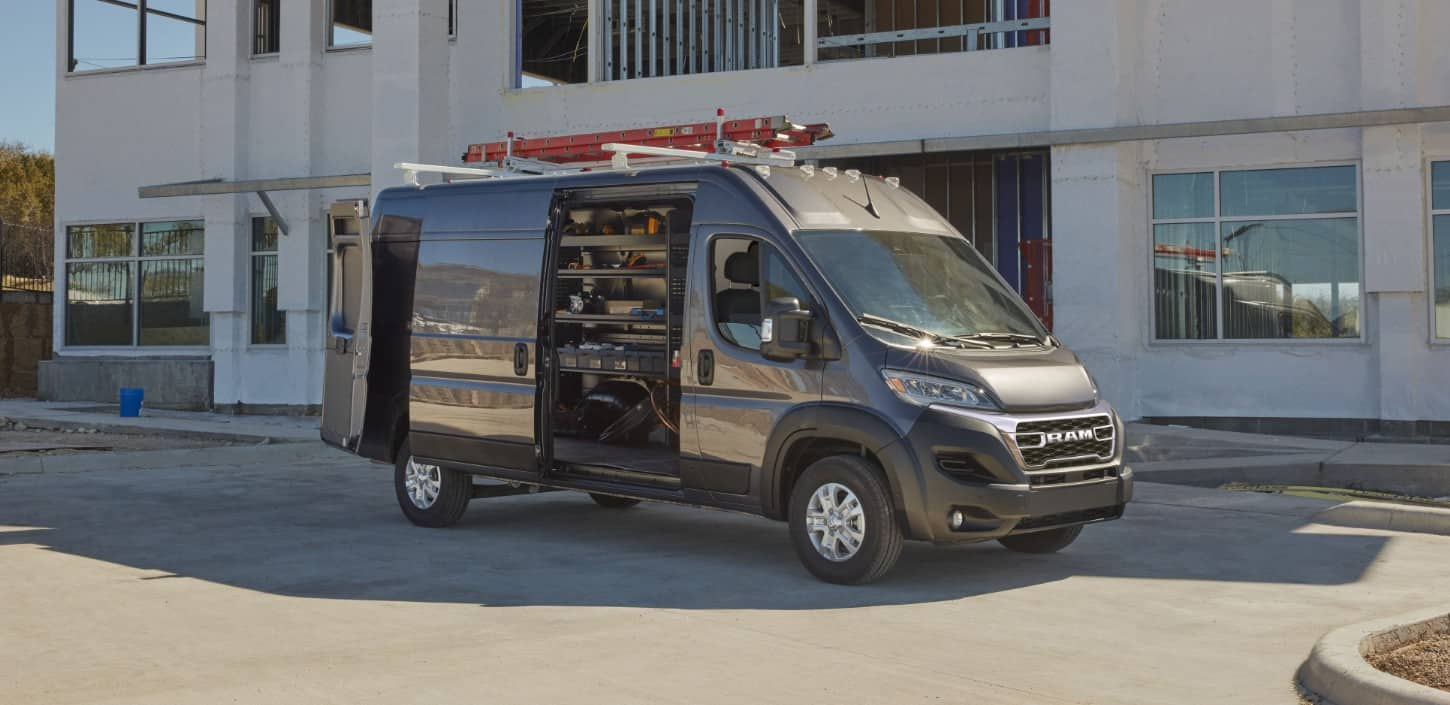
[762,404,932,540]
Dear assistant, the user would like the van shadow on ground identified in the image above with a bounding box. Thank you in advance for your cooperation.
[0,457,1392,611]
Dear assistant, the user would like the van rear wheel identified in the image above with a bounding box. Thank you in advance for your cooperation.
[788,455,903,585]
[394,443,471,528]
[589,493,641,509]
[998,525,1082,553]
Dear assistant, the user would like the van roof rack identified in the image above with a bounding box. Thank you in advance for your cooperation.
[395,110,832,186]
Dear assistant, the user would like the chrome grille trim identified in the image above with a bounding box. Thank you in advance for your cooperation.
[927,400,1121,473]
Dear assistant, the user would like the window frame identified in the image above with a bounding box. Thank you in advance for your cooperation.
[1147,161,1366,346]
[67,0,208,74]
[61,218,210,352]
[326,0,373,50]
[252,0,281,57]
[1430,158,1450,343]
[249,216,287,347]
[703,232,817,357]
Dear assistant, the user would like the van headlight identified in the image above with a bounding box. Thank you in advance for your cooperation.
[881,369,1000,411]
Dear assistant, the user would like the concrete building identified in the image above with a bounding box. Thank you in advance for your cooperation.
[50,0,1450,432]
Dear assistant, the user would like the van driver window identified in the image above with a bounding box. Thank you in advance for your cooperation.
[711,238,808,351]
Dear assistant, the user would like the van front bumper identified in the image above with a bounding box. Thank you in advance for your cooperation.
[885,402,1134,543]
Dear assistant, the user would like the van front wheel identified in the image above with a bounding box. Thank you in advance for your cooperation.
[788,455,904,585]
[394,444,471,528]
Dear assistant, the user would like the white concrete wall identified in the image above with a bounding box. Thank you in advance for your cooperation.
[53,0,368,407]
[1048,0,1450,422]
[53,0,1450,417]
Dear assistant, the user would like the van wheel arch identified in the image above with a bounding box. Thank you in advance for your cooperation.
[763,406,916,527]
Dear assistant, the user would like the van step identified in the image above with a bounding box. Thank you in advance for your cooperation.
[471,482,561,499]
[560,462,682,490]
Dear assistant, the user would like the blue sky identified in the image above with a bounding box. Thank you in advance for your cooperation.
[0,3,56,151]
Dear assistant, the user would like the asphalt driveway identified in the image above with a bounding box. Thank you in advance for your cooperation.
[2,447,1447,704]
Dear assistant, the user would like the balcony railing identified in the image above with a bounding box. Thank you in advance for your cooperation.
[595,0,1050,82]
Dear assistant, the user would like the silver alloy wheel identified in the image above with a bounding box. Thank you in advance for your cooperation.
[805,482,867,562]
[403,456,442,509]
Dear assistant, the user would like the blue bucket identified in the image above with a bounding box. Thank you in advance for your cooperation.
[118,387,144,417]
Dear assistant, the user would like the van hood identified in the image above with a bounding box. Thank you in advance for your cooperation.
[884,344,1098,413]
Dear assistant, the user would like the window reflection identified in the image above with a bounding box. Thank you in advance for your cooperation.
[1153,222,1217,339]
[330,0,372,47]
[1220,219,1359,339]
[66,262,134,346]
[1151,165,1360,341]
[139,259,208,345]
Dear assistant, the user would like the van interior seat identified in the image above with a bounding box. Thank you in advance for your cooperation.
[717,249,761,327]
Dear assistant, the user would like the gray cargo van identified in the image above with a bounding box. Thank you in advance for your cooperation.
[322,164,1132,584]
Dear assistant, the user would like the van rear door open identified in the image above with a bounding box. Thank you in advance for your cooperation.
[321,201,372,451]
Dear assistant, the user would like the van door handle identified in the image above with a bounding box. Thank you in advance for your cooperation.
[697,349,714,386]
[514,343,529,376]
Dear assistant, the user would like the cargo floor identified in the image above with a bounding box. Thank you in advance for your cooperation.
[554,438,678,477]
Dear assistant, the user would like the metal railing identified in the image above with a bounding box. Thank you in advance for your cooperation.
[605,0,782,81]
[0,219,55,293]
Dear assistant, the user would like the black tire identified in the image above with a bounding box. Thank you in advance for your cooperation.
[998,525,1083,554]
[394,443,471,528]
[788,455,904,585]
[589,493,641,509]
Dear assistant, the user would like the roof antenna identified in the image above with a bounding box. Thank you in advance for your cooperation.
[844,175,882,219]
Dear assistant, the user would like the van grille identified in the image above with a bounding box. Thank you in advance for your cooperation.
[1012,415,1114,470]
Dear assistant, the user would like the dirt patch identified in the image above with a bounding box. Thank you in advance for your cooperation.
[1367,633,1450,692]
[0,427,235,455]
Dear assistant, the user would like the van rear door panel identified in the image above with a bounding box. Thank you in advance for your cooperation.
[321,202,371,451]
[408,237,546,470]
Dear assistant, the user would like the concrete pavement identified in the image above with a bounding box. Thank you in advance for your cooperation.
[0,399,320,443]
[3,447,1450,704]
[1127,422,1450,497]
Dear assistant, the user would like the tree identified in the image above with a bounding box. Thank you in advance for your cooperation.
[0,143,55,290]
[0,142,54,227]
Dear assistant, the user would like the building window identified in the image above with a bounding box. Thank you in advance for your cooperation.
[252,218,286,345]
[254,0,280,55]
[64,221,208,347]
[1152,165,1360,341]
[69,0,207,72]
[329,0,371,48]
[816,0,1050,62]
[1433,161,1450,339]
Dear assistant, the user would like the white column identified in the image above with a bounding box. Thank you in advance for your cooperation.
[1049,142,1147,419]
[1362,125,1431,422]
[51,0,70,353]
[371,0,453,196]
[200,0,252,407]
[276,0,332,406]
[1047,0,1138,131]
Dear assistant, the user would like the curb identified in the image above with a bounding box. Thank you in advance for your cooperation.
[0,441,355,475]
[1129,455,1324,487]
[1315,501,1450,537]
[0,415,304,444]
[1299,605,1450,705]
[1132,456,1450,501]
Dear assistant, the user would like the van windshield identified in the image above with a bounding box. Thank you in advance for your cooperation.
[794,230,1047,344]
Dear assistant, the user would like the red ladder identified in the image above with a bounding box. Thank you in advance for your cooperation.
[464,112,832,165]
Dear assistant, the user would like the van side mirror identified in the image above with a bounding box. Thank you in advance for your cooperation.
[761,297,814,362]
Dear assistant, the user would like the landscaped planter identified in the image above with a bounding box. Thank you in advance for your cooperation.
[1300,607,1450,705]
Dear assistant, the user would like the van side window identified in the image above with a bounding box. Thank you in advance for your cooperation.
[711,238,809,351]
[761,246,810,308]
